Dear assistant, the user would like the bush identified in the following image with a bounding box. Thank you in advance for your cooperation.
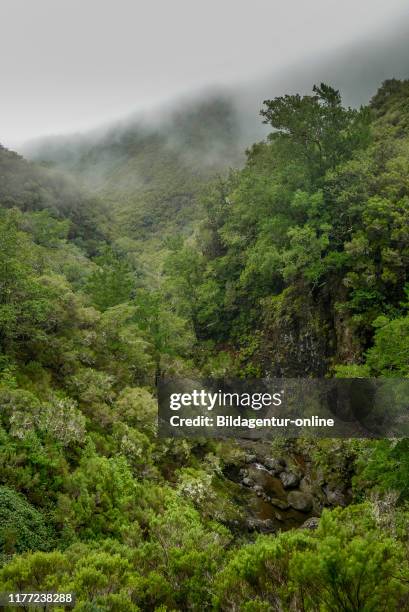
[0,486,53,556]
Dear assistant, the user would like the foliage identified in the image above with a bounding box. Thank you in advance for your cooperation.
[215,504,408,611]
[1,79,409,610]
[0,487,53,558]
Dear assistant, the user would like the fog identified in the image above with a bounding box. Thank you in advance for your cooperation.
[1,0,409,149]
[232,17,409,143]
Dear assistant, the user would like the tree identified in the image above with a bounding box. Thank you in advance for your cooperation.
[0,210,52,358]
[0,487,53,557]
[86,247,136,311]
[134,289,194,380]
[261,83,371,180]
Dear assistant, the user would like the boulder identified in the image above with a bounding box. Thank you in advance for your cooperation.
[242,477,254,487]
[280,471,300,489]
[260,519,275,532]
[270,497,290,510]
[300,517,320,530]
[325,488,347,507]
[247,518,275,532]
[264,457,286,474]
[287,491,313,512]
[299,477,312,493]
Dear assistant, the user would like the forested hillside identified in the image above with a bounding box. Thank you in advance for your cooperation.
[28,96,244,248]
[1,80,409,610]
[171,80,409,377]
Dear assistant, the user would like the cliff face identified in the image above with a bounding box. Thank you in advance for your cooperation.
[257,287,332,377]
[258,283,363,377]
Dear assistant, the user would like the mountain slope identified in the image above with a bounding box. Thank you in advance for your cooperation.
[25,96,245,245]
[0,144,109,252]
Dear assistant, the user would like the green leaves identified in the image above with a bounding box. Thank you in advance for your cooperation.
[215,504,408,611]
[1,78,409,611]
[85,247,136,311]
[0,487,54,557]
[0,211,54,354]
[261,83,371,181]
[176,80,409,383]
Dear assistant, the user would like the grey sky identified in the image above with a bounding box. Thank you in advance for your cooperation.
[1,0,409,147]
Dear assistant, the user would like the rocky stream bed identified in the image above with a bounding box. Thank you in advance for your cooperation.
[223,441,353,534]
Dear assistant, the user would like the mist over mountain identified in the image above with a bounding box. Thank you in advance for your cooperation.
[16,17,409,248]
[24,16,409,157]
[21,96,245,246]
[26,94,244,180]
[233,17,409,143]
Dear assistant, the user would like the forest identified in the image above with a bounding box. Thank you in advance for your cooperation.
[0,78,409,610]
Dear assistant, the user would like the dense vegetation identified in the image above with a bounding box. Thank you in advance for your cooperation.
[0,80,409,610]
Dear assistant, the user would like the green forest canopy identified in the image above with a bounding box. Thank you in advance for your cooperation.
[0,80,409,610]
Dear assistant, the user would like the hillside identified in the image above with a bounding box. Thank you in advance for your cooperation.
[0,80,409,610]
[0,144,109,253]
[26,96,245,246]
[176,80,409,378]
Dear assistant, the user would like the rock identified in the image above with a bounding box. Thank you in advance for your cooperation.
[314,468,326,486]
[270,497,290,510]
[287,491,313,512]
[242,477,254,487]
[246,518,257,530]
[300,517,320,530]
[280,471,300,489]
[247,518,275,532]
[245,454,257,464]
[299,478,312,493]
[264,458,286,474]
[325,488,347,507]
[260,519,275,532]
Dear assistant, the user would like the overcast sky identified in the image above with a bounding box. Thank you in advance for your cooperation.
[1,0,409,147]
